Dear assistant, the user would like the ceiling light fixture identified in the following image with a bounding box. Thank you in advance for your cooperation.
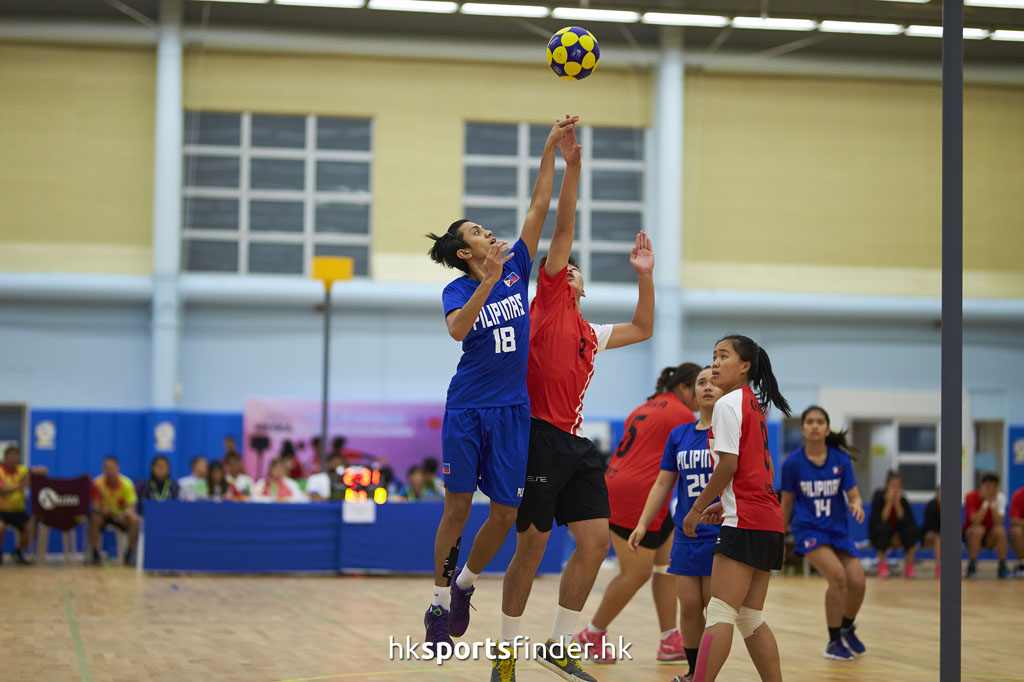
[905,24,991,38]
[731,16,818,31]
[367,0,457,12]
[551,7,641,22]
[276,0,364,7]
[991,29,1024,40]
[641,12,729,27]
[965,0,1024,9]
[819,20,905,35]
[460,2,549,17]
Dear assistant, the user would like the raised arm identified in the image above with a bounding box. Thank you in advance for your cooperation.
[520,116,577,260]
[606,231,655,349]
[445,241,513,342]
[543,121,581,276]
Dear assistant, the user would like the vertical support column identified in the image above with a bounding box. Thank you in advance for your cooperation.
[650,27,685,373]
[150,0,184,409]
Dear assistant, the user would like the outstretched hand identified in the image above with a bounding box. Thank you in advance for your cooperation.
[629,231,654,274]
[484,241,512,282]
[546,115,579,152]
[558,114,582,166]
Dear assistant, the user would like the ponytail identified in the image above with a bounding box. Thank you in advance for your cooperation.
[648,362,702,401]
[426,219,472,274]
[801,405,857,456]
[717,335,791,417]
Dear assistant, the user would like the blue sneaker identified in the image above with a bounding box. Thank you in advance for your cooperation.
[998,562,1011,579]
[841,625,866,656]
[424,604,453,647]
[449,568,476,637]
[824,639,855,662]
[966,561,978,579]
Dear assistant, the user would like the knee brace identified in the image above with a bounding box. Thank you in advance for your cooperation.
[704,597,737,628]
[735,606,765,639]
[654,564,670,575]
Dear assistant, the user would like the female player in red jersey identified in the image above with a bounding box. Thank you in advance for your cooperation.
[682,334,791,682]
[576,363,700,664]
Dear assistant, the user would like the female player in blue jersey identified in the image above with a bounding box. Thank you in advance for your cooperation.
[629,366,722,682]
[422,116,577,649]
[780,405,867,663]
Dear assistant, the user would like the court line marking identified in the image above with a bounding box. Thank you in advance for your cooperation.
[60,583,94,682]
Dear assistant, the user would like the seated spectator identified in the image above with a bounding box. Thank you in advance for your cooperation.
[0,445,45,565]
[137,455,180,514]
[252,458,307,503]
[422,457,444,498]
[333,436,369,467]
[223,435,237,458]
[963,472,1009,579]
[281,441,304,480]
[306,452,345,501]
[920,486,942,578]
[869,470,919,578]
[398,465,442,502]
[207,460,241,501]
[379,466,402,499]
[178,456,209,501]
[89,456,140,566]
[223,451,253,498]
[1011,485,1024,576]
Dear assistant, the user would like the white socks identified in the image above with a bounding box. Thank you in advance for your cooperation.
[550,605,582,646]
[501,613,522,642]
[432,585,451,610]
[586,622,606,634]
[456,566,480,591]
[661,628,677,640]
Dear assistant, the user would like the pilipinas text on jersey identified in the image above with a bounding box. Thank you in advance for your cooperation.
[661,421,720,540]
[441,238,534,409]
[781,446,856,535]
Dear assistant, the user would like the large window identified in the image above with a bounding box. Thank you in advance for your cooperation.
[182,112,372,276]
[463,122,646,284]
[896,422,939,502]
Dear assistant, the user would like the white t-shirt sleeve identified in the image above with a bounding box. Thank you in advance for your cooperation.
[589,323,615,354]
[286,478,308,502]
[711,390,743,456]
[306,473,329,498]
[996,491,1007,515]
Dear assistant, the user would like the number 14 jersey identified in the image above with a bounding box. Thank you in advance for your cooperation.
[781,446,856,535]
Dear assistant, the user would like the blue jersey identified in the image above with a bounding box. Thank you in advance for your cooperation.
[441,238,533,409]
[660,422,720,541]
[781,446,857,535]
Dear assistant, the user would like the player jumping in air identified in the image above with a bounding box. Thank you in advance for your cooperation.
[494,119,656,682]
[422,116,577,649]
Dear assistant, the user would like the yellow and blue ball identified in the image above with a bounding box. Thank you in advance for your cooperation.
[546,27,600,81]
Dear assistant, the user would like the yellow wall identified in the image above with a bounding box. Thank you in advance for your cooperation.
[0,43,155,274]
[683,73,1024,297]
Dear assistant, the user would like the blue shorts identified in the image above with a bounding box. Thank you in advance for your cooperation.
[442,404,530,507]
[792,527,859,558]
[668,530,716,577]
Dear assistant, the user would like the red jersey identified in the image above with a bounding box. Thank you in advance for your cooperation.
[1010,487,1024,521]
[708,386,783,533]
[962,489,1007,532]
[527,265,614,435]
[606,392,695,529]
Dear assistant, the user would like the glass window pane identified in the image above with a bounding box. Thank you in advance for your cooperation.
[465,166,517,197]
[183,239,238,272]
[466,123,518,156]
[317,161,370,192]
[251,158,305,190]
[250,200,304,233]
[592,127,644,160]
[898,426,938,453]
[898,464,937,491]
[183,197,239,231]
[542,208,580,241]
[315,202,370,234]
[528,166,570,200]
[590,251,636,283]
[184,112,241,146]
[592,210,643,242]
[464,206,518,240]
[249,242,304,274]
[529,124,550,157]
[314,244,369,277]
[592,169,643,202]
[251,114,306,149]
[317,117,371,151]
[184,155,240,188]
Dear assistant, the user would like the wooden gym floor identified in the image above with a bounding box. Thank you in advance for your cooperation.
[1,560,1020,682]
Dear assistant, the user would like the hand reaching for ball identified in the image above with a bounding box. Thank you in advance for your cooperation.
[629,231,654,275]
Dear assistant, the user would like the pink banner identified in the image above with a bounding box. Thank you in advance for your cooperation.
[242,399,444,482]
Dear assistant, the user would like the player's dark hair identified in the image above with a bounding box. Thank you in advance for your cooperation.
[332,436,346,451]
[3,444,19,457]
[717,334,792,417]
[406,464,423,480]
[207,460,229,497]
[103,455,119,465]
[538,254,579,271]
[423,457,439,475]
[886,469,902,484]
[801,405,856,454]
[190,455,206,469]
[150,455,170,481]
[427,220,472,274]
[980,472,1000,485]
[223,450,240,463]
[649,362,702,401]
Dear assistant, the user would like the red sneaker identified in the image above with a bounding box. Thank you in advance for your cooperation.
[657,629,686,663]
[904,564,916,579]
[574,627,616,664]
[877,562,890,579]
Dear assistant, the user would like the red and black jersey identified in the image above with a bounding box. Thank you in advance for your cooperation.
[606,392,696,530]
[527,265,613,435]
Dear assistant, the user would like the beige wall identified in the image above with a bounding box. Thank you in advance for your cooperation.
[0,43,155,274]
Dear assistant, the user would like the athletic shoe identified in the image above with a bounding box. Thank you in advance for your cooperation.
[123,549,136,567]
[573,628,615,664]
[1015,562,1024,578]
[89,550,102,566]
[997,562,1011,579]
[656,629,686,663]
[448,568,475,637]
[490,643,516,682]
[537,639,598,681]
[13,551,31,566]
[877,562,890,579]
[841,625,866,656]
[423,604,453,647]
[671,676,694,682]
[824,639,856,662]
[904,564,916,579]
[965,561,977,579]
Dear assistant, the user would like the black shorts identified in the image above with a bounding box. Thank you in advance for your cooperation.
[610,516,674,551]
[0,511,30,531]
[99,515,129,532]
[714,526,785,572]
[516,418,611,533]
